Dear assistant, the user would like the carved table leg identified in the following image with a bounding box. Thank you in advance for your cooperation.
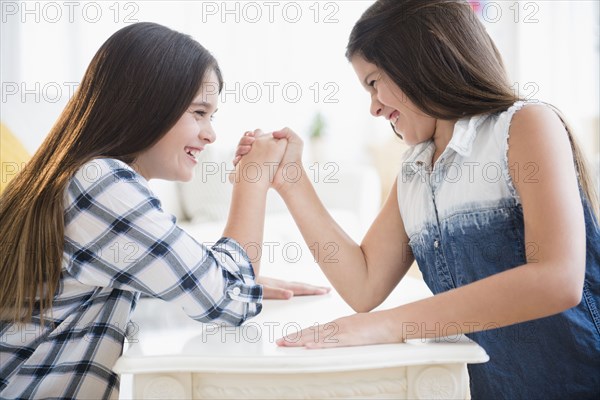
[407,364,468,399]
[133,373,192,400]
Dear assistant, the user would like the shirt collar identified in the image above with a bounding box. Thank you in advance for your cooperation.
[401,113,490,177]
[402,141,435,178]
[446,113,489,158]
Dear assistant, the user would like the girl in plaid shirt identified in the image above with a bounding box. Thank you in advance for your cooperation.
[0,22,326,399]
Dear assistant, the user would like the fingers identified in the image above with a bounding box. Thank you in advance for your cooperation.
[276,322,342,348]
[233,131,257,166]
[235,144,253,157]
[240,127,296,141]
[276,135,289,152]
[235,133,256,155]
[279,281,331,296]
[233,128,289,167]
[272,127,292,139]
[256,277,329,296]
[265,282,329,296]
[272,127,301,141]
[262,286,294,300]
[238,136,256,146]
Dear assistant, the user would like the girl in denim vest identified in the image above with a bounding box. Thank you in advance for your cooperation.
[237,1,599,398]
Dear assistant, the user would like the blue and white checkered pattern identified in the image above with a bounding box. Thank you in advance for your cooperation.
[0,158,262,399]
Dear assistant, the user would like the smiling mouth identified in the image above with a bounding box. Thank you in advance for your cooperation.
[389,121,403,138]
[185,146,203,162]
[388,110,400,124]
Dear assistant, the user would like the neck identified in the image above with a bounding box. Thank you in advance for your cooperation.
[432,119,457,163]
[130,159,152,181]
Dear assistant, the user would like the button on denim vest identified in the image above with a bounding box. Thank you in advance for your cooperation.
[397,101,600,399]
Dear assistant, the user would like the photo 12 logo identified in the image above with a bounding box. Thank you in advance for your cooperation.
[201,321,339,344]
[1,1,140,24]
[201,81,340,105]
[199,1,340,24]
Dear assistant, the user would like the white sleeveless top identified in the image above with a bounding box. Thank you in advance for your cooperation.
[397,100,527,239]
[394,100,600,399]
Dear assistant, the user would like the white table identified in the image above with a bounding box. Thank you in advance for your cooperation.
[114,276,488,399]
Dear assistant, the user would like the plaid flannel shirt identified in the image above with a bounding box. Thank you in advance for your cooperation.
[0,158,263,399]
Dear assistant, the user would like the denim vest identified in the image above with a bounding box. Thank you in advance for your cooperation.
[397,101,600,399]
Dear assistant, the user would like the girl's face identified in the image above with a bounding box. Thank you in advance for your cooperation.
[133,69,219,181]
[351,56,437,146]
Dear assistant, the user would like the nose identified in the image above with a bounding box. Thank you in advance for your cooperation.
[370,96,384,118]
[199,125,216,144]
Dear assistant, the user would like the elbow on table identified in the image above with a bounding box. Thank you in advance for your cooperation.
[350,304,374,314]
[346,296,383,314]
[342,283,394,313]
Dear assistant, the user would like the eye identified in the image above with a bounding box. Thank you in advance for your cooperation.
[191,107,217,121]
[368,79,377,88]
[192,110,214,121]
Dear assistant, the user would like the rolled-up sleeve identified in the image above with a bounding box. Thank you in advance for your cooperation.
[63,159,262,325]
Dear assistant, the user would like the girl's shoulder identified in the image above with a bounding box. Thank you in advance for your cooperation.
[476,100,566,153]
[494,100,564,133]
[509,102,566,129]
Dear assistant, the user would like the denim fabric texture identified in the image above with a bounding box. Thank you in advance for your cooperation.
[397,101,600,399]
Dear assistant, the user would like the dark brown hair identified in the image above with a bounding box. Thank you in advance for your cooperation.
[346,0,598,216]
[0,22,223,322]
[347,0,517,118]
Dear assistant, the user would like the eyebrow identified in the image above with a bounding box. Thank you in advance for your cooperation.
[190,102,213,108]
[190,102,218,113]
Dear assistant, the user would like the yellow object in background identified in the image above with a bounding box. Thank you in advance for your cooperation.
[0,123,30,194]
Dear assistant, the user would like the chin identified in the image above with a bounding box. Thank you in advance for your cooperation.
[179,172,194,182]
[394,129,414,145]
[395,128,422,146]
[392,125,410,143]
[402,136,419,145]
[161,170,194,182]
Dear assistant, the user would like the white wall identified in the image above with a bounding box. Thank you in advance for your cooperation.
[1,1,383,164]
[481,0,600,161]
[1,1,598,165]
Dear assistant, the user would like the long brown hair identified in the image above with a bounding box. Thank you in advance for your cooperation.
[0,22,223,322]
[346,0,598,217]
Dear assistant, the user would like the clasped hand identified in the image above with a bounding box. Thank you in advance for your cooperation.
[231,128,329,301]
[232,128,304,193]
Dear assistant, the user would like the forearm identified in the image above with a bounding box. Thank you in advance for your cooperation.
[223,181,268,276]
[279,170,370,304]
[381,261,581,341]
